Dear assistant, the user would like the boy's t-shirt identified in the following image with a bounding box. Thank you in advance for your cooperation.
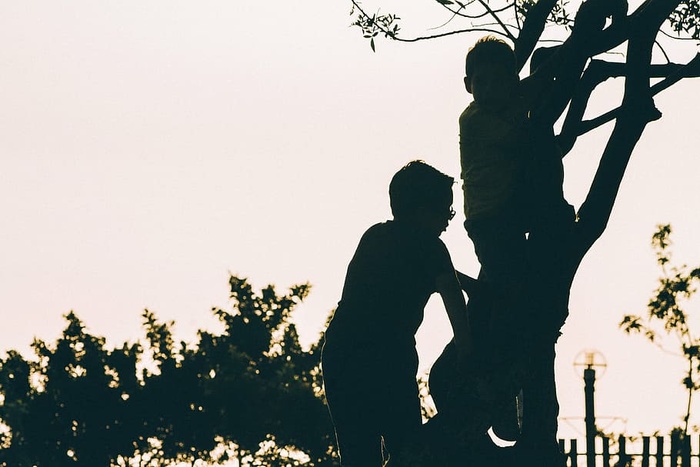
[323,220,452,356]
[459,100,568,227]
[459,101,531,222]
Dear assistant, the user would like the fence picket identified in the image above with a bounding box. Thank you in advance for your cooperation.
[657,437,665,467]
[671,432,680,467]
[570,439,579,467]
[602,436,610,467]
[642,437,650,467]
[619,435,629,467]
[553,435,700,467]
[681,435,690,467]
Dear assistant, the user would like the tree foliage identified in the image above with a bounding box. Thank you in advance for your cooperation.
[620,225,700,437]
[349,0,700,46]
[0,276,337,467]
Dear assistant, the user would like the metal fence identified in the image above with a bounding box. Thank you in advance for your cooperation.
[559,434,700,467]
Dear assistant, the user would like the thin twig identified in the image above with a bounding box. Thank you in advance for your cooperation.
[654,39,672,63]
[431,3,470,30]
[437,0,514,21]
[658,28,700,41]
[476,0,517,40]
[350,0,512,42]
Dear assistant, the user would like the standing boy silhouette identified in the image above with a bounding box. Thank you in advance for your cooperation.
[322,160,472,467]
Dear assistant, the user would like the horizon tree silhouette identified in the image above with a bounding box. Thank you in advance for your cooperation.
[0,276,337,467]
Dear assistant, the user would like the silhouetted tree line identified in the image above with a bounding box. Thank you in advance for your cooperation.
[0,276,337,467]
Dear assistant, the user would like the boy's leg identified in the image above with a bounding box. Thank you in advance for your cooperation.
[516,215,572,466]
[379,371,423,465]
[323,354,384,467]
[517,338,566,467]
[332,414,383,467]
[465,217,530,361]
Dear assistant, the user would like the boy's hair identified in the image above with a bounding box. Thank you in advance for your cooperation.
[465,36,516,81]
[389,160,454,219]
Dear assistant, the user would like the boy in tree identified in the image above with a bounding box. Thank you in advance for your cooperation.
[322,160,473,467]
[458,0,626,461]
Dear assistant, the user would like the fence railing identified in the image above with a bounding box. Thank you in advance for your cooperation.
[558,434,699,467]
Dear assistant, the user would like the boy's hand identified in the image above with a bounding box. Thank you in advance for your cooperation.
[573,0,628,36]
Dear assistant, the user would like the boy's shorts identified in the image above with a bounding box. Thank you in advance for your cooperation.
[321,344,421,466]
[464,214,529,286]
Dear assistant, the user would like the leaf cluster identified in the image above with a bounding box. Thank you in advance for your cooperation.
[668,0,700,39]
[620,225,700,435]
[516,0,572,27]
[348,0,700,54]
[350,3,400,52]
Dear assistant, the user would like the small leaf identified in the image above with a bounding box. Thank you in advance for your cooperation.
[370,37,376,52]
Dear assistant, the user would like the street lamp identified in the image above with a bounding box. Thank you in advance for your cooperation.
[574,350,607,467]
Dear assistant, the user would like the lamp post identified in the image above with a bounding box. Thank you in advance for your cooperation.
[574,350,607,467]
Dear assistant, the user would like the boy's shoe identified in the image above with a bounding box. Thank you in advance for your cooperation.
[490,394,521,442]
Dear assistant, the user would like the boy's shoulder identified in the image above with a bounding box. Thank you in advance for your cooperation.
[360,220,392,239]
[355,221,394,251]
[460,99,530,142]
[361,220,425,240]
[460,101,513,140]
[459,101,482,124]
[359,220,444,253]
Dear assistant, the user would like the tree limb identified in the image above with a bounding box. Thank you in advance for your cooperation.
[572,53,700,137]
[556,60,613,155]
[349,0,515,43]
[514,0,559,70]
[570,0,682,268]
[436,0,515,21]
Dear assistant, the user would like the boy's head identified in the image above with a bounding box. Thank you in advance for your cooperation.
[389,160,455,235]
[464,36,518,109]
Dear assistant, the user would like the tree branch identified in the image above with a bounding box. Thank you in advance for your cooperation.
[436,0,515,21]
[514,0,559,70]
[475,0,517,41]
[570,0,682,267]
[556,60,613,155]
[394,26,516,42]
[584,0,683,57]
[349,0,515,44]
[571,54,700,137]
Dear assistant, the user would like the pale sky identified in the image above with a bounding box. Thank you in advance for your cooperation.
[1,0,700,440]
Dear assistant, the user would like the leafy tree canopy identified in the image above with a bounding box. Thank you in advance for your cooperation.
[0,276,337,467]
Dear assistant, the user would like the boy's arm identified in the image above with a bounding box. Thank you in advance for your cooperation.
[436,270,472,360]
[455,270,481,298]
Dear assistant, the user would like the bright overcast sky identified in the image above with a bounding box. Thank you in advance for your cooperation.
[1,0,699,439]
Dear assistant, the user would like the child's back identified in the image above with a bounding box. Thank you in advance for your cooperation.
[324,218,451,352]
